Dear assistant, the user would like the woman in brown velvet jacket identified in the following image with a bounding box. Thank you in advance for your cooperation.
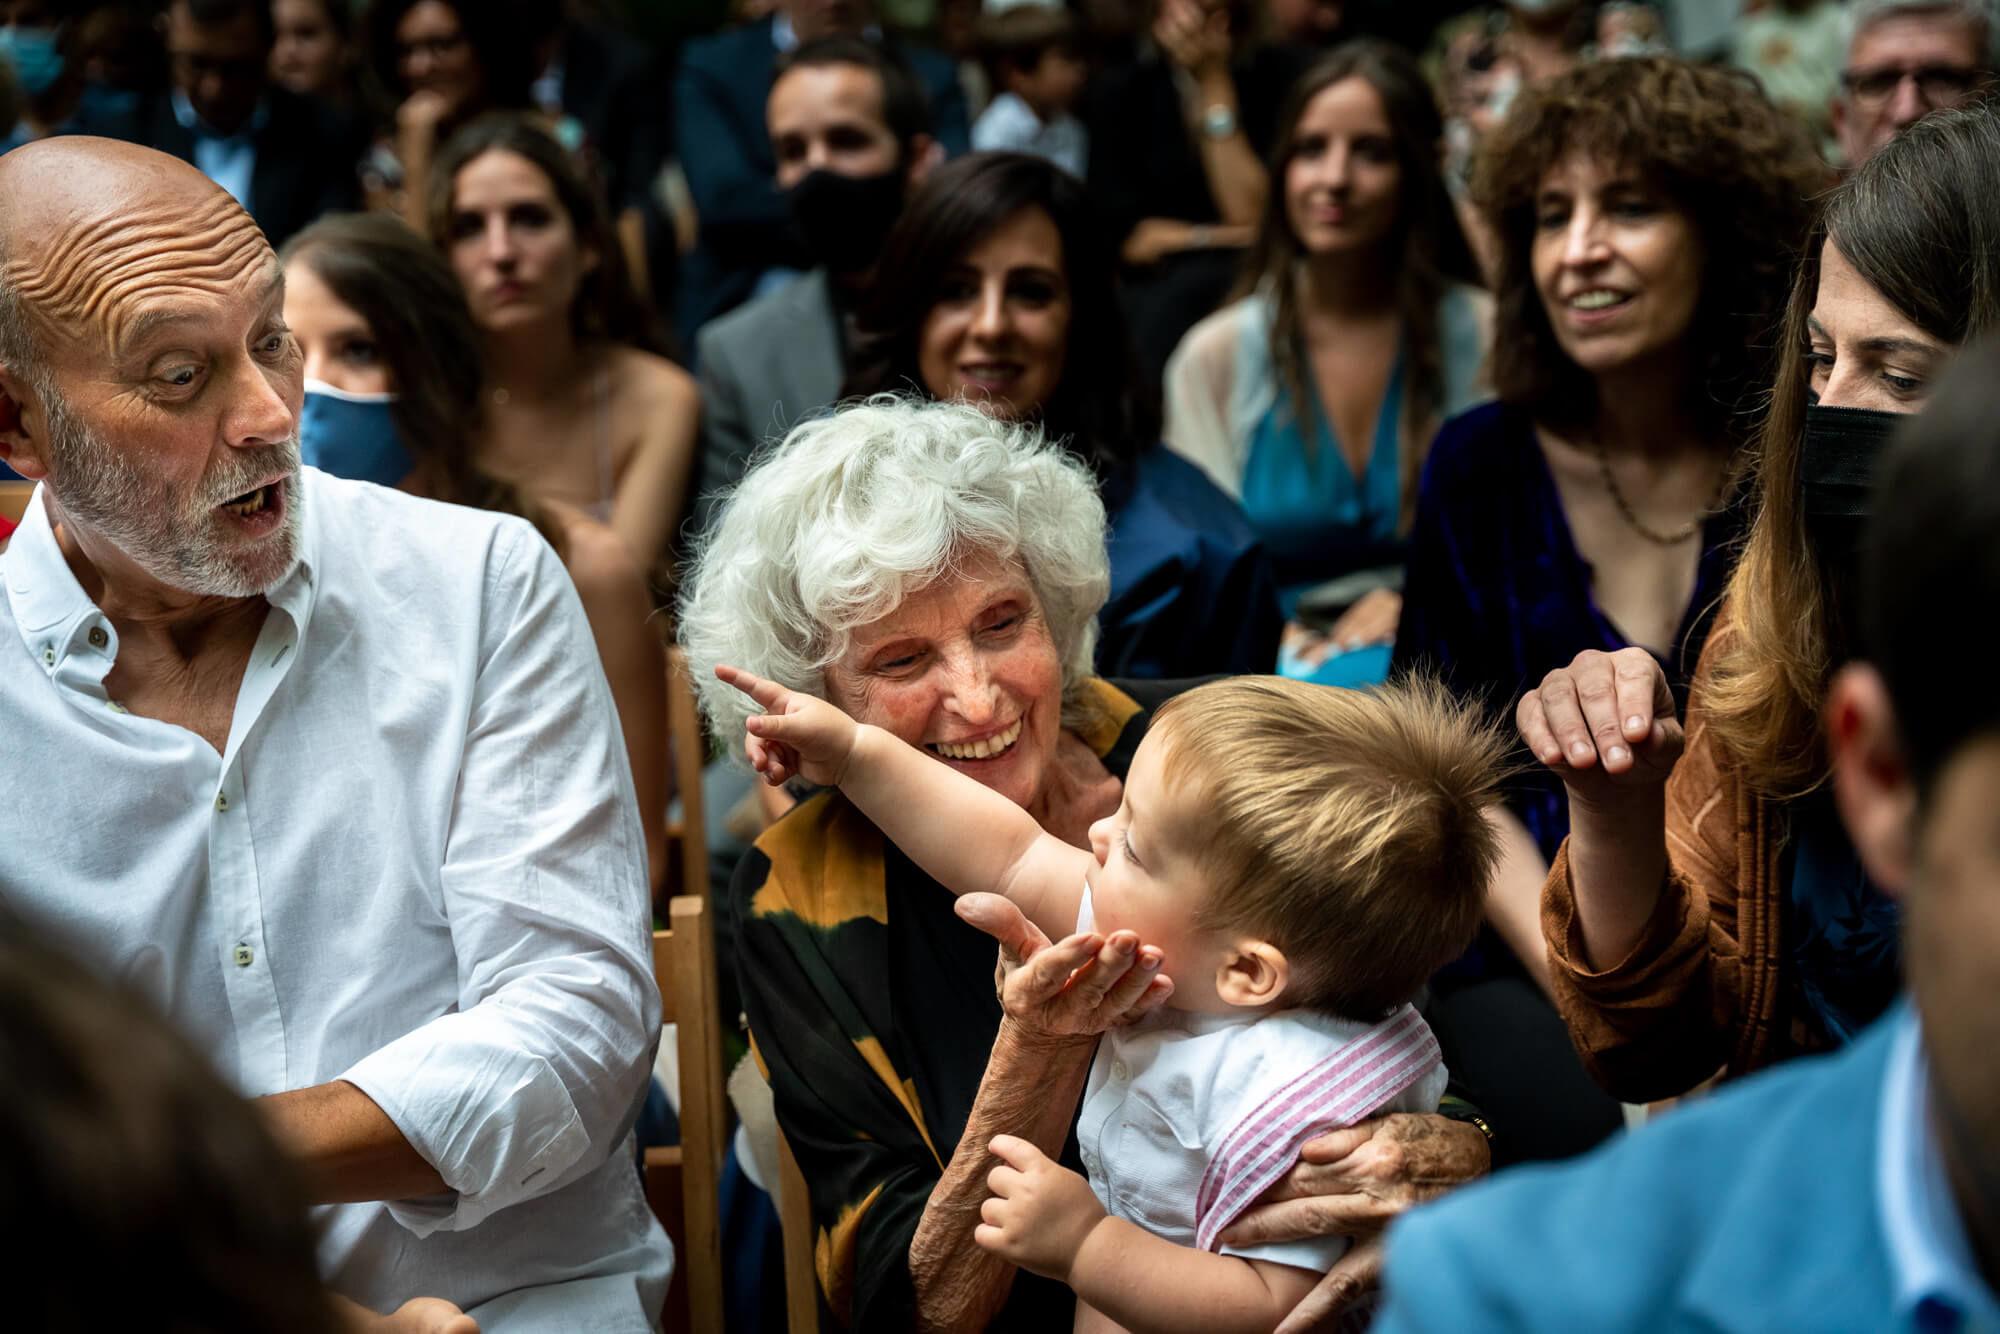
[1517,106,2000,1103]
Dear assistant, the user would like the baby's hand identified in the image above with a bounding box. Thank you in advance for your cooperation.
[975,1134,1106,1283]
[715,664,861,789]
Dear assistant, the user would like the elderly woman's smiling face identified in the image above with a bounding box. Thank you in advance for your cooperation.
[823,549,1066,813]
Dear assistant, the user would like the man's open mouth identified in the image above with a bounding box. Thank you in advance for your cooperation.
[220,483,275,517]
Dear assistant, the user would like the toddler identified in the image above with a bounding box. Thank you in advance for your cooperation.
[719,667,1504,1333]
[972,1,1091,179]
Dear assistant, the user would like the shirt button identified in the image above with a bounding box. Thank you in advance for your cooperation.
[1110,1060,1130,1081]
[42,646,54,665]
[87,626,107,649]
[214,793,230,812]
[232,943,254,967]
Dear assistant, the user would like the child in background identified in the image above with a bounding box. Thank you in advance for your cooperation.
[719,665,1505,1333]
[972,0,1091,179]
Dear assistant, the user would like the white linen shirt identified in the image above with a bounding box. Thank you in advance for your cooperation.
[0,471,670,1329]
[1077,1003,1448,1274]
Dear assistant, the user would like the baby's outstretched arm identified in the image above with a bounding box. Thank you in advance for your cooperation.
[979,1138,1319,1334]
[717,665,1092,937]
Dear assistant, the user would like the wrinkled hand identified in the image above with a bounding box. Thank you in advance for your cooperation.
[1221,1113,1491,1333]
[975,1134,1106,1281]
[715,663,860,789]
[957,893,1173,1041]
[1517,647,1684,812]
[1153,0,1230,74]
[1325,588,1402,654]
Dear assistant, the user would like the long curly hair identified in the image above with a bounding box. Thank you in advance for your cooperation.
[1472,56,1830,443]
[1703,104,2000,797]
[1237,38,1481,525]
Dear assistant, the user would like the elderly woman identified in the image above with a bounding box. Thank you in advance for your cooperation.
[679,397,1491,1330]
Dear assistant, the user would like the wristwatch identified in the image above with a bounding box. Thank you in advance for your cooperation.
[1200,103,1239,141]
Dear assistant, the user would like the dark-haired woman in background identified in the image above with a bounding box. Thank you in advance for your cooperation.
[432,113,698,581]
[1164,40,1488,688]
[1389,57,1827,1158]
[844,149,1282,680]
[362,0,534,228]
[281,211,668,898]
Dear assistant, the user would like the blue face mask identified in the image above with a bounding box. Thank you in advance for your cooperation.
[76,78,139,123]
[300,381,414,489]
[0,25,64,98]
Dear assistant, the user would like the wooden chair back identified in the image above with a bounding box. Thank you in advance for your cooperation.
[778,1127,819,1333]
[643,897,729,1334]
[663,646,709,908]
[0,480,33,525]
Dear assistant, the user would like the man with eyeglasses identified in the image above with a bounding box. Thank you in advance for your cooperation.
[1832,0,1996,166]
[87,0,365,247]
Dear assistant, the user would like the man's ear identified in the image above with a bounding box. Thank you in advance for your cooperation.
[0,365,51,482]
[904,134,944,190]
[1215,939,1288,1009]
[1829,662,1917,895]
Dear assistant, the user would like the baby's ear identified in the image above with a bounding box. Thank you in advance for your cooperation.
[1215,940,1288,1009]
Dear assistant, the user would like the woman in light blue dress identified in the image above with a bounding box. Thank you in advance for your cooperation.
[1164,40,1487,687]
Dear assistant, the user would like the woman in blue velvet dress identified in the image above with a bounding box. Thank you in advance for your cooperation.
[1388,58,1827,1160]
[1163,40,1488,688]
[844,150,1283,680]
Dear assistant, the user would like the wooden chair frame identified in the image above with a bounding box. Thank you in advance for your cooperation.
[644,897,728,1334]
[663,646,709,910]
[0,480,34,526]
[778,1127,818,1333]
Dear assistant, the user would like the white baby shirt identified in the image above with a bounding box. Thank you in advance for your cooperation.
[1075,1003,1447,1273]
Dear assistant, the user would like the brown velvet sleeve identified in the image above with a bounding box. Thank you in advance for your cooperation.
[1541,627,1753,1103]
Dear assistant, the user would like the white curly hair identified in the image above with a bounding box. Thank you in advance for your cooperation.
[678,396,1111,758]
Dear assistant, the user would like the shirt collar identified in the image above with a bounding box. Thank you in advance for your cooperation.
[2,470,322,679]
[1877,1004,2000,1333]
[170,87,269,140]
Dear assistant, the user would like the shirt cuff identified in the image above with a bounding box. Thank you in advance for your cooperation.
[341,1018,591,1237]
[1545,844,1701,996]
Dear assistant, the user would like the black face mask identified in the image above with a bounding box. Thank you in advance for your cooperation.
[1800,402,1903,522]
[787,167,905,275]
[1800,402,1906,649]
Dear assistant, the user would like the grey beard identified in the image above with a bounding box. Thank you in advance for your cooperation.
[41,387,303,598]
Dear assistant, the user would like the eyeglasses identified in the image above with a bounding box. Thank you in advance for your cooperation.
[1839,63,1984,106]
[395,31,468,63]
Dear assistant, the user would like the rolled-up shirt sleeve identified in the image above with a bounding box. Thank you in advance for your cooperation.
[342,521,661,1235]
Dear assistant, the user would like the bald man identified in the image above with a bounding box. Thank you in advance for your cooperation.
[0,140,670,1329]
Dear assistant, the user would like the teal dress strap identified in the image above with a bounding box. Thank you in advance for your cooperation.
[1240,352,1406,620]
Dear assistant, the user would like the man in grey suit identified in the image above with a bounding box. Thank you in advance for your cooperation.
[690,38,940,538]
